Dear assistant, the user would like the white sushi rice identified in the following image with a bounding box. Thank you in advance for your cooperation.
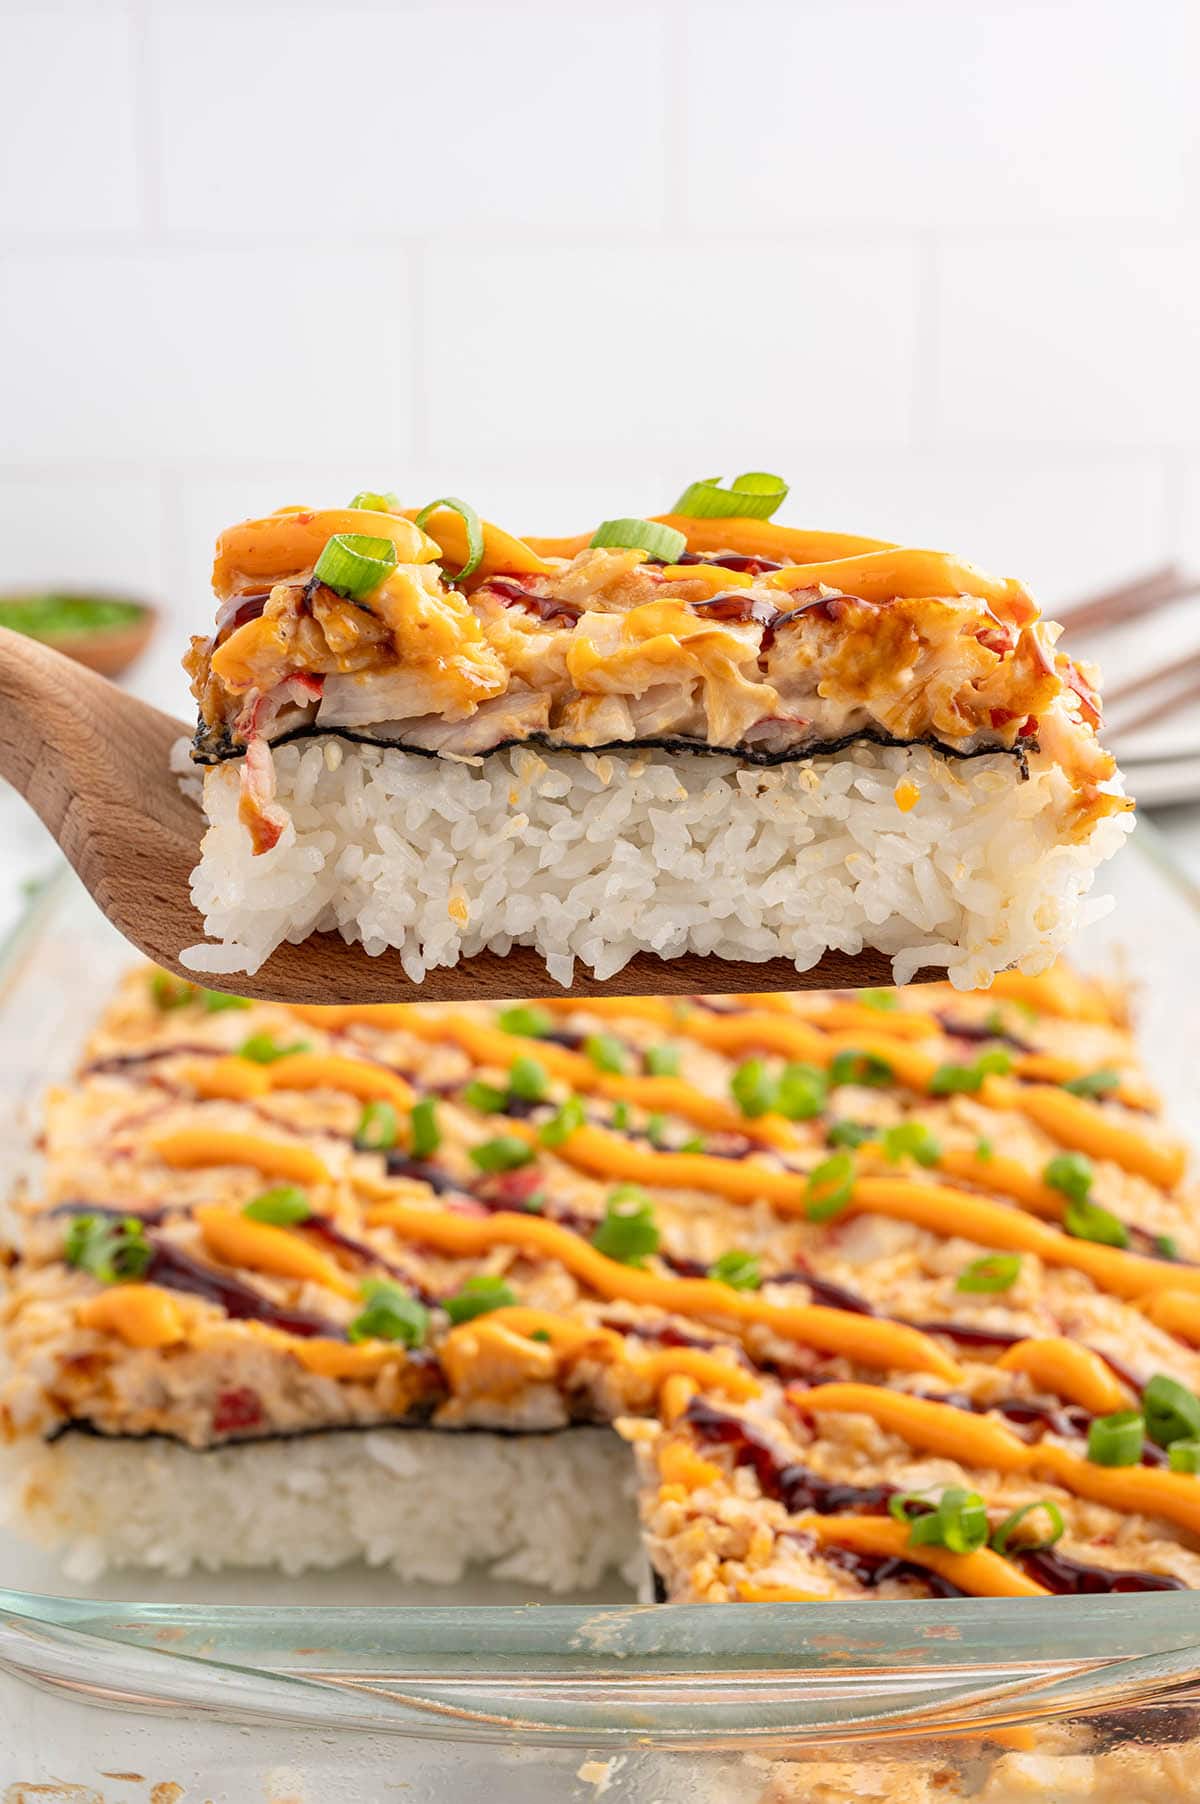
[178,737,1132,990]
[2,1426,641,1587]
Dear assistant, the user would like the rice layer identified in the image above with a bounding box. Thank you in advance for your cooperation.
[2,1426,640,1587]
[181,737,1131,988]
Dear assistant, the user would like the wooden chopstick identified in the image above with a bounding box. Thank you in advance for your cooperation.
[1057,563,1197,633]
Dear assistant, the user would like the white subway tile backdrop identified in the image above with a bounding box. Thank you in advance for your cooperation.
[1,0,1198,727]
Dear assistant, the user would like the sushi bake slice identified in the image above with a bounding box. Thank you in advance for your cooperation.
[179,479,1131,989]
[5,958,1199,1613]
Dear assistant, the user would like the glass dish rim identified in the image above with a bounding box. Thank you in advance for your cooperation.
[2,825,1199,1739]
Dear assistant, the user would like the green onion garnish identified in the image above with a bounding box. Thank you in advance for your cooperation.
[645,1044,681,1077]
[956,1253,1021,1294]
[646,1113,668,1147]
[349,489,400,512]
[443,1273,517,1325]
[860,989,898,1012]
[65,1213,153,1284]
[1143,1373,1200,1448]
[243,1184,312,1225]
[590,518,687,561]
[679,1135,707,1154]
[540,1095,585,1148]
[611,1100,631,1132]
[882,1121,941,1168]
[508,1056,549,1102]
[413,496,485,583]
[150,970,193,1010]
[312,532,398,601]
[463,1079,508,1114]
[975,1137,994,1162]
[1063,1068,1121,1099]
[826,1120,873,1149]
[1043,1151,1094,1207]
[354,1100,398,1152]
[1156,1234,1181,1261]
[238,1032,311,1065]
[829,1049,894,1088]
[347,1280,428,1347]
[1088,1409,1144,1466]
[989,1499,1065,1555]
[775,1062,829,1121]
[1168,1439,1200,1473]
[805,1152,855,1223]
[707,1248,762,1291]
[410,1098,441,1159]
[890,1486,988,1554]
[928,1050,1012,1095]
[470,1135,534,1173]
[591,1186,660,1265]
[498,1005,553,1038]
[730,1057,777,1118]
[671,472,789,521]
[530,1327,552,1342]
[1064,1196,1129,1249]
[585,1033,629,1075]
[201,988,251,1013]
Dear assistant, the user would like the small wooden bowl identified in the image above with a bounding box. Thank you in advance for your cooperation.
[0,592,157,680]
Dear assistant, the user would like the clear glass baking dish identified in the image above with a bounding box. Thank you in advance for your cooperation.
[1,828,1199,1801]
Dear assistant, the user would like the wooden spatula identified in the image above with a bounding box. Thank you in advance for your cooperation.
[0,625,914,1003]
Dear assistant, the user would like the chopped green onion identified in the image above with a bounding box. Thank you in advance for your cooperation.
[354,1100,398,1151]
[530,1327,552,1342]
[201,988,251,1013]
[443,1273,517,1325]
[523,1190,547,1213]
[671,472,789,521]
[592,1186,660,1265]
[150,970,193,1010]
[349,489,400,512]
[860,988,898,1012]
[1043,1151,1094,1207]
[645,1044,681,1077]
[678,1135,707,1154]
[890,1486,988,1554]
[829,1049,894,1089]
[470,1135,534,1173]
[312,532,398,601]
[540,1095,585,1147]
[610,1100,631,1132]
[1064,1196,1128,1249]
[645,1113,668,1147]
[928,1050,1012,1096]
[1155,1234,1181,1262]
[775,1062,829,1122]
[1144,1374,1200,1448]
[65,1213,153,1284]
[1168,1439,1200,1474]
[882,1121,941,1168]
[805,1152,855,1223]
[508,1056,549,1102]
[826,1120,873,1149]
[463,1079,508,1114]
[707,1248,762,1291]
[413,496,485,583]
[1088,1409,1144,1467]
[1063,1067,1121,1099]
[983,1008,1008,1035]
[730,1057,777,1118]
[238,1032,311,1065]
[975,1137,994,1162]
[243,1184,312,1225]
[589,518,687,561]
[410,1098,441,1160]
[347,1280,428,1347]
[498,1005,554,1038]
[585,1033,629,1075]
[956,1253,1021,1294]
[990,1500,1065,1555]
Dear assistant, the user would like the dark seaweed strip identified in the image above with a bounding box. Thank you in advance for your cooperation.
[191,720,1034,780]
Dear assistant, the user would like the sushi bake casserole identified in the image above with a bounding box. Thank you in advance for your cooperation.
[5,958,1200,1623]
[179,478,1130,988]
